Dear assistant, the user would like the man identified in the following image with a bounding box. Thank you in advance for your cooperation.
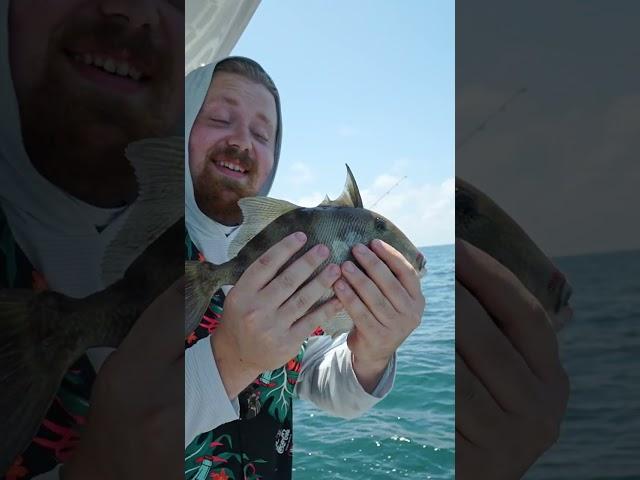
[183,56,426,479]
[1,1,184,478]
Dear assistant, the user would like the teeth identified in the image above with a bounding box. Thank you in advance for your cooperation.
[218,161,246,173]
[115,62,129,77]
[72,52,144,81]
[129,67,142,81]
[103,58,116,73]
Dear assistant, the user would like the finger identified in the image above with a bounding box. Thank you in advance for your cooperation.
[333,279,386,335]
[340,259,399,324]
[456,238,563,380]
[279,263,341,323]
[289,297,343,342]
[370,239,422,300]
[240,232,308,291]
[456,351,506,447]
[456,280,541,414]
[261,243,331,308]
[120,275,185,362]
[350,243,412,313]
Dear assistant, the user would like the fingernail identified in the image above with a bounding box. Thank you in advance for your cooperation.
[354,243,367,255]
[343,261,356,273]
[328,264,341,277]
[295,232,307,242]
[316,244,330,258]
[335,280,346,291]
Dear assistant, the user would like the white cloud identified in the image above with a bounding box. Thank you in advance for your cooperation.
[282,161,314,187]
[293,192,325,207]
[362,176,454,248]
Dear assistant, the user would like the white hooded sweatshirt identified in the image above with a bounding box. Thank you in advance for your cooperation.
[183,60,396,448]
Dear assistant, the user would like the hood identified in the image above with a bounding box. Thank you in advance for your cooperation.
[184,57,282,265]
[0,1,131,295]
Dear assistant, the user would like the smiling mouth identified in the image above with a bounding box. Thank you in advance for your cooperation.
[65,49,151,91]
[214,159,249,175]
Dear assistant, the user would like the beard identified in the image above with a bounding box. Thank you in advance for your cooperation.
[193,145,264,226]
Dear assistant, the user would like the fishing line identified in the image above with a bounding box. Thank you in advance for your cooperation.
[370,175,407,208]
[456,87,527,151]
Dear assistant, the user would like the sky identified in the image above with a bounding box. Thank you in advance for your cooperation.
[231,0,455,248]
[457,1,640,257]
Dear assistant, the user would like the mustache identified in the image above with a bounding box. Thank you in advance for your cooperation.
[58,15,165,77]
[208,145,256,172]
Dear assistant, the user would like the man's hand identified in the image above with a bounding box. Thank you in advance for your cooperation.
[61,276,185,480]
[333,239,425,393]
[212,232,343,399]
[455,239,570,480]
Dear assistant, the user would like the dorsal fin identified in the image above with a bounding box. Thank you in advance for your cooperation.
[101,136,184,285]
[319,164,363,208]
[228,197,300,259]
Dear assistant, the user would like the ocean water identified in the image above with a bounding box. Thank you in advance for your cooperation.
[526,249,640,479]
[292,245,455,480]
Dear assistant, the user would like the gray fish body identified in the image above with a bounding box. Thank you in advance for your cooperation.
[185,166,426,337]
[455,177,573,330]
[234,206,423,334]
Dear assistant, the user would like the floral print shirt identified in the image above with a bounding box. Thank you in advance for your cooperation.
[184,231,311,480]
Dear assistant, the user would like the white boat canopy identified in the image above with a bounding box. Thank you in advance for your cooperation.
[185,0,261,75]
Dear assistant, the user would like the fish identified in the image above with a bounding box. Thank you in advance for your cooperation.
[455,177,573,330]
[185,165,427,338]
[0,136,184,474]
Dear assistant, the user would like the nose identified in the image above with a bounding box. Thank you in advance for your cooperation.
[99,0,160,29]
[226,125,252,154]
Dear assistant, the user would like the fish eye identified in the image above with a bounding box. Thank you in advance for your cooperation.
[374,217,386,231]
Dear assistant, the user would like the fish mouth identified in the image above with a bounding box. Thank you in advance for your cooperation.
[551,280,573,330]
[555,279,573,313]
[416,252,427,277]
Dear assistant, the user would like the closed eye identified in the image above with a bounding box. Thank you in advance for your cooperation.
[252,131,269,143]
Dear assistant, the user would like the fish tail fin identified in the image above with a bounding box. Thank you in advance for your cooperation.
[0,290,77,473]
[185,260,227,336]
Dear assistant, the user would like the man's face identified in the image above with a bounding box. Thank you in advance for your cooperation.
[189,71,278,226]
[9,0,184,207]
